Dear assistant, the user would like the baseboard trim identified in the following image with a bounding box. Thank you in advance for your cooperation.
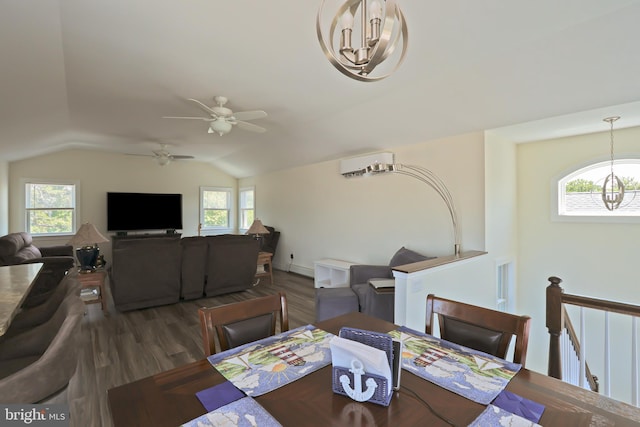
[274,262,314,278]
[290,264,313,277]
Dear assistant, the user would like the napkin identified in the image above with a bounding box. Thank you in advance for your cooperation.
[195,381,245,412]
[492,390,545,423]
[329,336,392,397]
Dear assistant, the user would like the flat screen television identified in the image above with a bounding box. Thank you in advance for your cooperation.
[107,192,183,232]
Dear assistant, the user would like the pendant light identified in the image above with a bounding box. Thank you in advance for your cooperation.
[601,116,625,211]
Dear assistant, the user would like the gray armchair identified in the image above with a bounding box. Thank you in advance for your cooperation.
[0,293,84,403]
[316,247,433,322]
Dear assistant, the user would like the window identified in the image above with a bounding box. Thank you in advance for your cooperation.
[556,159,640,220]
[495,260,514,312]
[200,187,233,233]
[24,181,77,236]
[239,187,255,231]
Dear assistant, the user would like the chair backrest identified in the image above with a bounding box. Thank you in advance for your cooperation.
[198,293,289,356]
[425,294,531,367]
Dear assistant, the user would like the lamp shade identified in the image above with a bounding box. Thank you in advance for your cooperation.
[67,223,109,247]
[246,219,269,236]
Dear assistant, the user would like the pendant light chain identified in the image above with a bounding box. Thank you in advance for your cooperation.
[609,117,616,181]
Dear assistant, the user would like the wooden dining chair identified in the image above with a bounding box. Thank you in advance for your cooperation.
[425,294,531,367]
[198,293,289,356]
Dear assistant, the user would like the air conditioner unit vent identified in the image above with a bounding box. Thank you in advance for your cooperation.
[340,152,394,177]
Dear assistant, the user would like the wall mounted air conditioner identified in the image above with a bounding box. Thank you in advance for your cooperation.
[340,152,394,177]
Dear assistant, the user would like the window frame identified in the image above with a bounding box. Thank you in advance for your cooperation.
[495,258,515,313]
[199,186,234,235]
[238,186,255,234]
[552,157,640,224]
[22,179,80,237]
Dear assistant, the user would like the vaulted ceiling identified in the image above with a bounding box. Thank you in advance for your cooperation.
[2,1,640,177]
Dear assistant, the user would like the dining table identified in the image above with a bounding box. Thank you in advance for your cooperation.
[0,262,43,336]
[107,311,640,426]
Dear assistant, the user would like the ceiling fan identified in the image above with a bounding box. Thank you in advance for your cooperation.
[130,143,195,166]
[163,96,267,136]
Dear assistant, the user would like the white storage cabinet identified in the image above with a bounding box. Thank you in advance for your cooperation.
[314,259,356,288]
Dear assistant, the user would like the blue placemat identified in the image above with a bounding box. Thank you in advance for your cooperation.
[181,396,281,427]
[208,325,334,396]
[388,326,522,405]
[492,390,545,423]
[196,381,245,412]
[469,404,542,427]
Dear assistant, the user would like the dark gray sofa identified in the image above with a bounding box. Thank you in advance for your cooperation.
[110,234,260,311]
[0,232,75,307]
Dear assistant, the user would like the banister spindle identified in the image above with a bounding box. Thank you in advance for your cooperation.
[633,316,638,406]
[604,311,610,397]
[579,307,586,389]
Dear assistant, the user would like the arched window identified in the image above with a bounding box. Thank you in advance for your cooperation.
[555,159,640,220]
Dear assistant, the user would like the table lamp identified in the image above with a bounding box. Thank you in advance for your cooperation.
[246,219,270,248]
[67,223,109,272]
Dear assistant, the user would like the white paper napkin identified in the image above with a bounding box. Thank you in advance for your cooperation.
[329,335,392,397]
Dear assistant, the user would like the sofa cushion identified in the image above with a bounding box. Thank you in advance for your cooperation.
[205,236,259,297]
[110,237,182,311]
[389,246,432,267]
[180,236,208,300]
[0,233,41,264]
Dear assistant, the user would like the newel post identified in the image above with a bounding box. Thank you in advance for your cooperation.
[546,276,564,379]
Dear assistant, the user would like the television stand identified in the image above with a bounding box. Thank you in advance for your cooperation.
[111,233,181,241]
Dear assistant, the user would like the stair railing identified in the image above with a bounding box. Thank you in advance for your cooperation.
[547,276,640,406]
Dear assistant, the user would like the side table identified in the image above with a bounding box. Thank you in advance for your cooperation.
[76,269,108,314]
[256,252,273,285]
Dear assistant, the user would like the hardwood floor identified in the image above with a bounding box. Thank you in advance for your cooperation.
[68,270,316,427]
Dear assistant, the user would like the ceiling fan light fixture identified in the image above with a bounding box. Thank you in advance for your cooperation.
[157,155,171,166]
[210,119,233,136]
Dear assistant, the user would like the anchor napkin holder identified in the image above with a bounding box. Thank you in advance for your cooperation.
[330,327,401,407]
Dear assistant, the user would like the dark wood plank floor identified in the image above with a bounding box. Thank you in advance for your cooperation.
[68,270,316,427]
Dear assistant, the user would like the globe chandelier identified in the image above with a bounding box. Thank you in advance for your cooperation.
[601,116,625,211]
[316,0,408,82]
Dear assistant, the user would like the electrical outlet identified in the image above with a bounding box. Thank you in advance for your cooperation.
[290,253,294,259]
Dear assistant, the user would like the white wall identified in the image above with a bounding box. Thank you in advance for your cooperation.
[8,149,237,257]
[241,132,487,274]
[0,160,8,235]
[517,125,640,402]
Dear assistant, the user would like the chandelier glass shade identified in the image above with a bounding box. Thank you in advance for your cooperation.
[601,116,625,211]
[316,0,408,82]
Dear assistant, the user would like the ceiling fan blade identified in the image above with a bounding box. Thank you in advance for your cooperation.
[233,110,267,121]
[187,98,218,116]
[236,121,267,133]
[163,116,213,121]
[126,153,154,157]
[170,155,195,160]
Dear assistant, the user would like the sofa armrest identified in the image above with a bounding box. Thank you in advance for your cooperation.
[39,245,73,257]
[21,256,75,270]
[349,264,392,286]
